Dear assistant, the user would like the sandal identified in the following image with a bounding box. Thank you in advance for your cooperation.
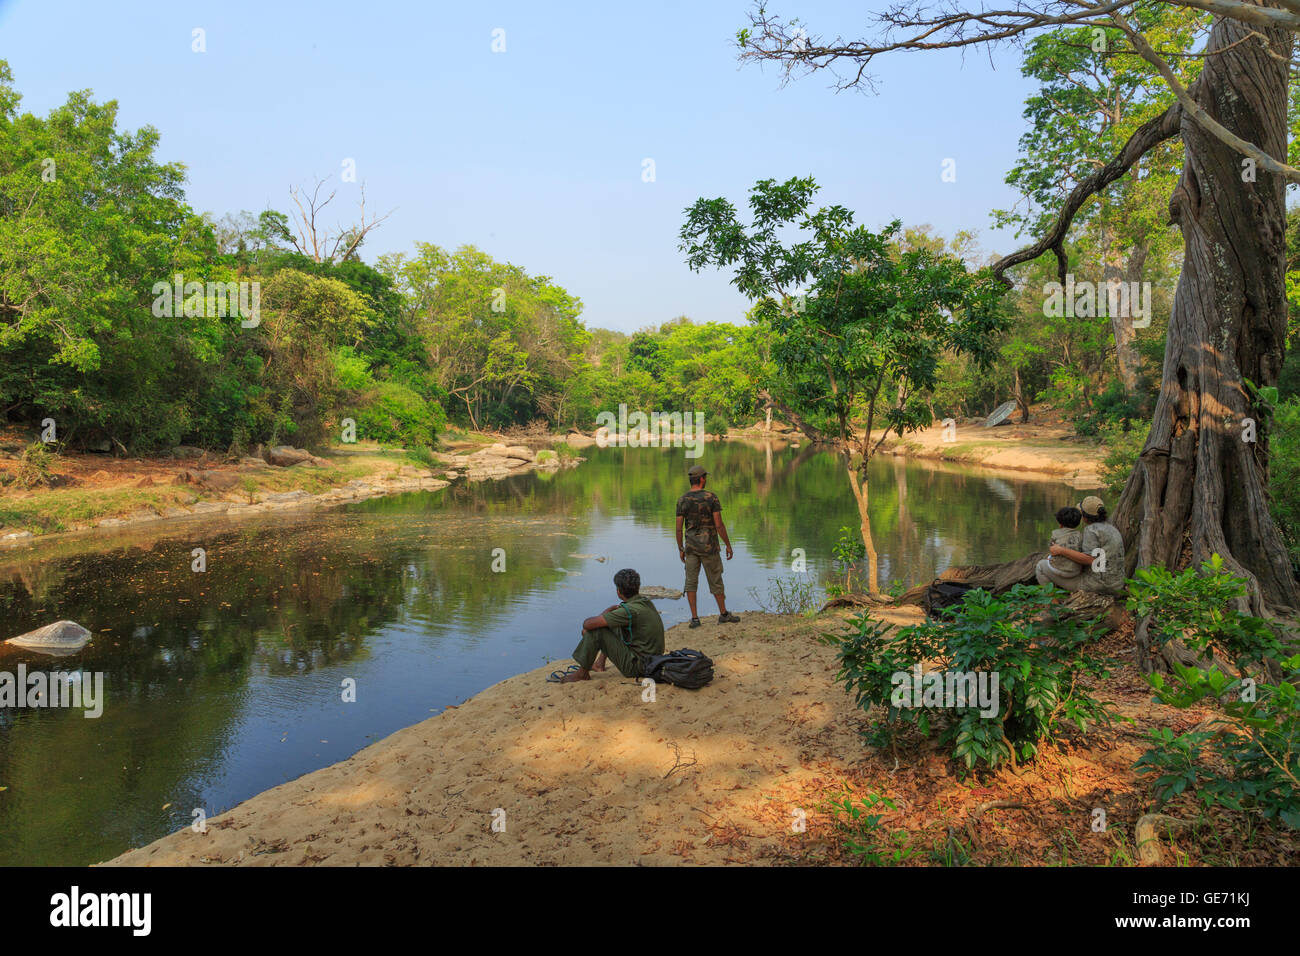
[546,664,582,683]
[718,612,740,623]
[689,617,701,628]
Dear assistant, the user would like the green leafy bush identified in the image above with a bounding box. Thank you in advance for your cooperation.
[1097,418,1148,497]
[822,789,912,865]
[1269,397,1300,567]
[824,585,1118,771]
[352,381,442,448]
[826,525,866,597]
[406,446,437,469]
[1127,556,1299,828]
[1127,555,1285,670]
[704,411,730,437]
[334,347,376,391]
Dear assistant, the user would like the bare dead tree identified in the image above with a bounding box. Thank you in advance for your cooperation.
[287,177,395,264]
[737,1,1300,665]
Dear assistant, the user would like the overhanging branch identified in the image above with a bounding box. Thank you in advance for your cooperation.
[991,98,1183,286]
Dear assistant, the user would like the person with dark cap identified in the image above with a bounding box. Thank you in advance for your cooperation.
[1036,495,1127,596]
[676,464,740,627]
[557,568,665,683]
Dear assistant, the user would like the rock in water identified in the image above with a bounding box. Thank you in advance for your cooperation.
[640,586,683,600]
[5,620,91,655]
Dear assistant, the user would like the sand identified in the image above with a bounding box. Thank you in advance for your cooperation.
[101,601,1249,867]
[105,610,916,866]
[876,420,1104,488]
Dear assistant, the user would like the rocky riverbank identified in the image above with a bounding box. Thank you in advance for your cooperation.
[0,435,583,551]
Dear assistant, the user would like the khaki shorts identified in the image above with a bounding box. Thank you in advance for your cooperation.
[684,550,725,595]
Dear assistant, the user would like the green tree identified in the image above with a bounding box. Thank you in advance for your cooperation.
[681,176,1004,591]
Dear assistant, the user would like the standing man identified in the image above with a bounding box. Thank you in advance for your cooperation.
[676,464,740,628]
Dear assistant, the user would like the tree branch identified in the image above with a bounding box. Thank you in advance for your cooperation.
[1109,8,1300,184]
[992,97,1183,286]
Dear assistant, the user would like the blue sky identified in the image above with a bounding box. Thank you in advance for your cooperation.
[2,0,1038,332]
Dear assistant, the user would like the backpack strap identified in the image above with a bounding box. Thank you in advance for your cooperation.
[614,601,634,646]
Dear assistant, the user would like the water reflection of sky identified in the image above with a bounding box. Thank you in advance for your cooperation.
[0,444,1095,864]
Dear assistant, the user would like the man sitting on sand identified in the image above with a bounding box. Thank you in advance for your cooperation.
[559,568,665,684]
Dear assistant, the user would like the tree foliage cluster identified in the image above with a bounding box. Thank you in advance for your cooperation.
[0,63,763,453]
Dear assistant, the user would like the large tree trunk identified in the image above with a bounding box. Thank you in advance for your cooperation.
[1113,15,1298,670]
[1103,238,1144,396]
[1101,217,1143,395]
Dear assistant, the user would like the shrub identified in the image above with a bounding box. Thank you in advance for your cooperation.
[333,347,375,392]
[1126,555,1285,670]
[1269,397,1300,567]
[353,381,442,448]
[1127,556,1300,828]
[535,449,557,464]
[1097,418,1148,498]
[826,526,866,597]
[1075,379,1149,437]
[704,411,730,437]
[821,788,912,865]
[14,440,55,490]
[824,585,1119,771]
[407,446,437,469]
[746,575,820,615]
[554,442,579,460]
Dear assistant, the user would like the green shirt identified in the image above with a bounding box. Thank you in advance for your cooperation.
[603,594,666,662]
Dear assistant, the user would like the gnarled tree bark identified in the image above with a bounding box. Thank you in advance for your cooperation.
[1111,15,1299,671]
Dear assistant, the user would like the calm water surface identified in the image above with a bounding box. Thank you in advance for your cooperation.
[0,442,1093,864]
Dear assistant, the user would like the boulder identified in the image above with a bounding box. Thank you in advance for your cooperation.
[502,445,535,462]
[6,620,91,655]
[267,446,314,467]
[237,457,270,471]
[264,490,310,503]
[174,469,241,492]
[640,586,683,600]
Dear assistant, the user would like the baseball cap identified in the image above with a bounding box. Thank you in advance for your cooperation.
[1080,495,1104,518]
[687,465,707,479]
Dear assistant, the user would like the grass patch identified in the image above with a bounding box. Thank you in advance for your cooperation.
[0,448,451,536]
[0,486,197,534]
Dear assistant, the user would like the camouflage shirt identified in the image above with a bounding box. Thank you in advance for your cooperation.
[676,489,721,555]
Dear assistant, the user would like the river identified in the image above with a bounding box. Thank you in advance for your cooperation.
[0,440,1094,864]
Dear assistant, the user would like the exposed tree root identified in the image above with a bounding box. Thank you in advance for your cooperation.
[1135,813,1197,865]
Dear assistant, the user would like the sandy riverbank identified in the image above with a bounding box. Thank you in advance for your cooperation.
[874,420,1104,489]
[727,415,1106,488]
[104,604,1262,868]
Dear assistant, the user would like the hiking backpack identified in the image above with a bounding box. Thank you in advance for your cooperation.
[922,580,976,621]
[642,648,714,689]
